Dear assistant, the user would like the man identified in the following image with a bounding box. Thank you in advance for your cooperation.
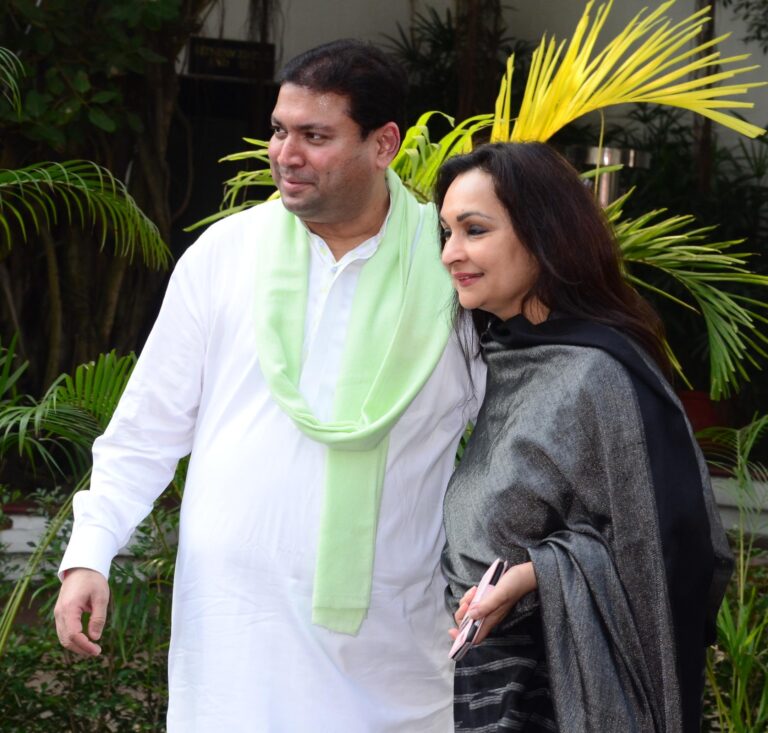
[54,40,482,731]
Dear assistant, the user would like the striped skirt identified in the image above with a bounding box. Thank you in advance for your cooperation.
[453,613,557,732]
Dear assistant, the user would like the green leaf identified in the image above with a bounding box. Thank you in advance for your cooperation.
[24,90,49,117]
[0,48,24,115]
[44,67,65,95]
[137,47,166,64]
[126,112,144,133]
[58,99,82,122]
[88,106,117,132]
[29,125,67,149]
[33,31,54,56]
[91,90,120,104]
[72,69,90,93]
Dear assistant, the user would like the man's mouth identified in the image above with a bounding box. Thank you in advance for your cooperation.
[281,177,311,187]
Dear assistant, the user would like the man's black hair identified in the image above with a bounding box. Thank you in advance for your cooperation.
[279,39,408,139]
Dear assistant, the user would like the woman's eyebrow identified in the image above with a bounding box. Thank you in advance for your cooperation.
[457,211,493,222]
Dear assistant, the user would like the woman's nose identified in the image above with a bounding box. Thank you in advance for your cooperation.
[441,233,462,267]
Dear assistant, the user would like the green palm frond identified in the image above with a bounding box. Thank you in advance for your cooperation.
[700,415,768,485]
[0,334,27,404]
[186,138,276,231]
[392,111,493,202]
[0,351,136,476]
[0,161,171,269]
[496,0,766,143]
[0,47,23,115]
[0,472,85,659]
[607,196,768,398]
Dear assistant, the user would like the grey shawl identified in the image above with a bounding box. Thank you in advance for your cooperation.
[442,316,732,733]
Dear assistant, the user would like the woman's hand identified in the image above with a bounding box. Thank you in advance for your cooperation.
[449,561,538,645]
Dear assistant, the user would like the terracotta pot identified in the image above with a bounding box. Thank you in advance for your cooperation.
[678,390,720,433]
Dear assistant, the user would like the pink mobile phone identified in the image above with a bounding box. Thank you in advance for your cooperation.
[449,558,508,661]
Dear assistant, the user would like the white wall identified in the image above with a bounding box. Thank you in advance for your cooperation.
[198,0,452,69]
[198,0,767,130]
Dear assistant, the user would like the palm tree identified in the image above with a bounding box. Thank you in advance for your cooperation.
[0,48,172,386]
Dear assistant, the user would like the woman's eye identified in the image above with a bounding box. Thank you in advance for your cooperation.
[467,225,487,236]
[440,228,451,240]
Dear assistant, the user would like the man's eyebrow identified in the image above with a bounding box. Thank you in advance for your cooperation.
[270,117,334,133]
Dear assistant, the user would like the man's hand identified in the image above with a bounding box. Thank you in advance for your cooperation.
[54,568,110,657]
[449,561,537,646]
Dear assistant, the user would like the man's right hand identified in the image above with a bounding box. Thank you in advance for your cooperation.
[54,568,110,657]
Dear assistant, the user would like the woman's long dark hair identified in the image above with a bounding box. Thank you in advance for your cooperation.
[435,142,670,375]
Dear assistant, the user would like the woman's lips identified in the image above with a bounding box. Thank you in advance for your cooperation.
[453,272,483,286]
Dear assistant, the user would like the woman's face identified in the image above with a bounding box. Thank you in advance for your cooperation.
[440,168,543,322]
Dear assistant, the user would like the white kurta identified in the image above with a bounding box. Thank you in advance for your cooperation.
[60,201,483,732]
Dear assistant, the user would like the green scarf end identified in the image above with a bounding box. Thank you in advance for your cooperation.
[312,607,367,635]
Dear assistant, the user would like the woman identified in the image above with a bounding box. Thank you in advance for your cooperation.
[437,143,732,733]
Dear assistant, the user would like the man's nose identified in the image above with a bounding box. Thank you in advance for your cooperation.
[275,135,303,168]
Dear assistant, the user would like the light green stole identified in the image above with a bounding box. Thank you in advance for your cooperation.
[253,169,453,634]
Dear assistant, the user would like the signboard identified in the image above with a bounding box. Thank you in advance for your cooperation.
[188,37,275,81]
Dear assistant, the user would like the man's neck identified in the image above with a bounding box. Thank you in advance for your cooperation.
[305,191,390,261]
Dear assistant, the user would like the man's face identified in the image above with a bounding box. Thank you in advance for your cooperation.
[268,83,387,226]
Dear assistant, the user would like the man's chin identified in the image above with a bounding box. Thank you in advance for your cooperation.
[279,194,317,218]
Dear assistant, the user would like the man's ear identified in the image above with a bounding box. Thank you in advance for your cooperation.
[374,122,401,168]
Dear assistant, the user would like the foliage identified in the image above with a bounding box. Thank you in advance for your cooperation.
[185,137,275,230]
[0,349,137,656]
[604,104,768,409]
[0,341,182,729]
[0,1,216,393]
[0,508,174,732]
[0,0,189,150]
[0,43,173,393]
[606,197,768,398]
[0,46,22,115]
[701,416,768,731]
[721,0,768,54]
[0,160,170,268]
[495,0,765,143]
[383,3,533,122]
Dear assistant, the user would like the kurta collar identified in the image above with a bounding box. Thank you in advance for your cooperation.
[304,197,394,272]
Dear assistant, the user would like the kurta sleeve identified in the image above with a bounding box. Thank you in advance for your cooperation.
[59,245,210,580]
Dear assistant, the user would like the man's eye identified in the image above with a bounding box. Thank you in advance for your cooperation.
[306,133,325,142]
[271,126,286,138]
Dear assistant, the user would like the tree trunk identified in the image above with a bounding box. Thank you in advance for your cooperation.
[41,227,63,388]
[693,0,715,197]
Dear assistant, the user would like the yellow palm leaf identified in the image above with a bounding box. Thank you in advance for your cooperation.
[494,0,766,143]
[490,56,515,142]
